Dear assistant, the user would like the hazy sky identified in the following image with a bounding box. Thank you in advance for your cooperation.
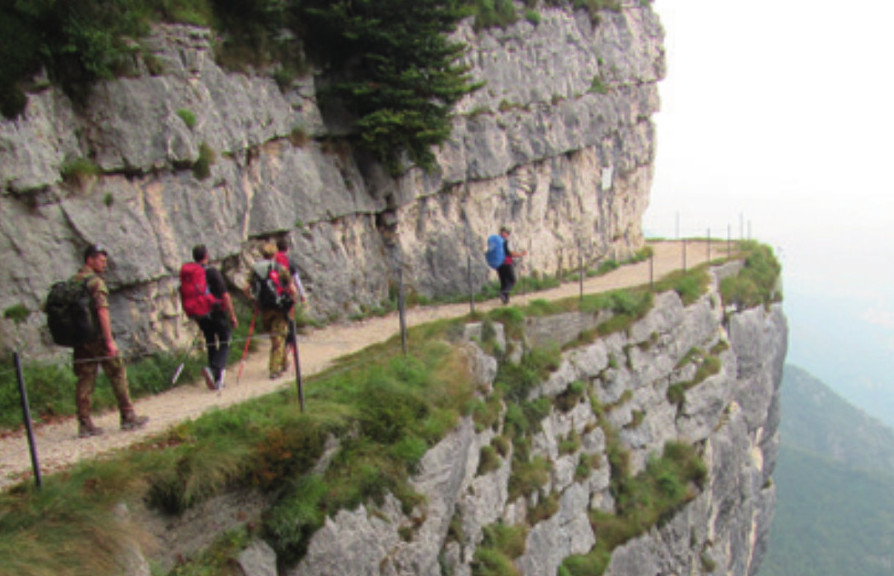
[645,0,894,425]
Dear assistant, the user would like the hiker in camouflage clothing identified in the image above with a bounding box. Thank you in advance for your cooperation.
[73,245,148,438]
[245,243,298,379]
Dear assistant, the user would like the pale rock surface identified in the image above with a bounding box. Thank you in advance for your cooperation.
[0,2,664,358]
[270,266,786,576]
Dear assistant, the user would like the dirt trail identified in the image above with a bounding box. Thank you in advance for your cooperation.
[0,241,727,491]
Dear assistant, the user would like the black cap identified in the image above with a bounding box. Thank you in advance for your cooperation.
[83,244,109,261]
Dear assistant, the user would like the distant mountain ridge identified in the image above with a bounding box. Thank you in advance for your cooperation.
[760,364,894,576]
[780,364,894,475]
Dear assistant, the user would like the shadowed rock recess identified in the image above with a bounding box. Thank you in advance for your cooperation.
[0,3,663,358]
[144,264,787,575]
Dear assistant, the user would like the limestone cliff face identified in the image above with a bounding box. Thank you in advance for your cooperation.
[0,3,664,357]
[212,263,785,576]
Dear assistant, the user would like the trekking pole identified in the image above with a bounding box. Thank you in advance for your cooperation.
[289,317,305,412]
[15,351,41,489]
[236,307,259,385]
[171,331,203,385]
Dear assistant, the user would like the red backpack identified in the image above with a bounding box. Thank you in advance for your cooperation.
[179,262,218,318]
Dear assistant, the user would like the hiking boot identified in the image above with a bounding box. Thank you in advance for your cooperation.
[500,293,509,304]
[269,370,281,380]
[215,369,226,390]
[78,420,104,438]
[120,414,149,432]
[202,367,215,391]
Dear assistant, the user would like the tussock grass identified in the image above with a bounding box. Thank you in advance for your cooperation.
[560,441,706,576]
[720,241,782,309]
[0,319,478,573]
[471,521,528,576]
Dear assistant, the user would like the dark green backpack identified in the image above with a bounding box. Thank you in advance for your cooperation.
[45,277,98,347]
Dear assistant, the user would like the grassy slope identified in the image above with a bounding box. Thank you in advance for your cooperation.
[759,364,894,575]
[760,444,894,576]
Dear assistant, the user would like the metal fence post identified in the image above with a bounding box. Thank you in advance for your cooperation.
[15,351,41,488]
[398,266,408,356]
[579,243,584,302]
[288,319,304,412]
[468,254,475,315]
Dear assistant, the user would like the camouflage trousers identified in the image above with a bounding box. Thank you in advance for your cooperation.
[261,309,289,377]
[73,340,135,423]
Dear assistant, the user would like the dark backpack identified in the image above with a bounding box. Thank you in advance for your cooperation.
[45,276,99,347]
[179,262,218,318]
[485,234,506,269]
[252,262,292,310]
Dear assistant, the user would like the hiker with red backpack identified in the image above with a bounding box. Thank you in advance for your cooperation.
[245,243,297,380]
[180,244,238,390]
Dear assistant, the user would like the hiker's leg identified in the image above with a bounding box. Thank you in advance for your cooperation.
[202,313,230,381]
[497,264,513,301]
[198,315,217,371]
[506,264,517,293]
[262,309,284,377]
[212,316,232,381]
[270,313,288,375]
[101,354,135,419]
[73,344,100,425]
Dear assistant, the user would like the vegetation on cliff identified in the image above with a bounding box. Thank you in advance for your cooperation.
[0,0,628,172]
[0,264,714,575]
[0,242,778,574]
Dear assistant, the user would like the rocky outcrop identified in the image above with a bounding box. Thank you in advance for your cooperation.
[0,2,664,357]
[202,265,782,576]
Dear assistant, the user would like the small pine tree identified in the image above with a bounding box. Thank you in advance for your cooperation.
[301,0,482,174]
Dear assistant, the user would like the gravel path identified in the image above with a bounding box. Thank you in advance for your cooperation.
[0,241,726,491]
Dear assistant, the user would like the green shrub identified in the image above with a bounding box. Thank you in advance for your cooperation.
[3,304,30,324]
[176,108,197,129]
[478,445,502,475]
[61,158,101,185]
[562,441,706,576]
[508,454,550,500]
[575,453,594,481]
[524,9,541,25]
[492,435,511,457]
[192,142,216,180]
[589,74,608,94]
[666,383,686,407]
[167,526,252,575]
[720,242,782,309]
[471,0,519,30]
[559,430,581,455]
[471,547,519,576]
[529,490,560,523]
[264,475,328,563]
[588,259,619,277]
[555,380,586,412]
[471,393,504,432]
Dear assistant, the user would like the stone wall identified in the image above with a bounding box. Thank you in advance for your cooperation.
[0,3,664,358]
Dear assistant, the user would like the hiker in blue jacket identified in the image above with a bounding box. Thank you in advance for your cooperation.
[497,226,527,304]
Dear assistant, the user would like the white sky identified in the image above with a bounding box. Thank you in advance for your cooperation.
[646,0,894,423]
